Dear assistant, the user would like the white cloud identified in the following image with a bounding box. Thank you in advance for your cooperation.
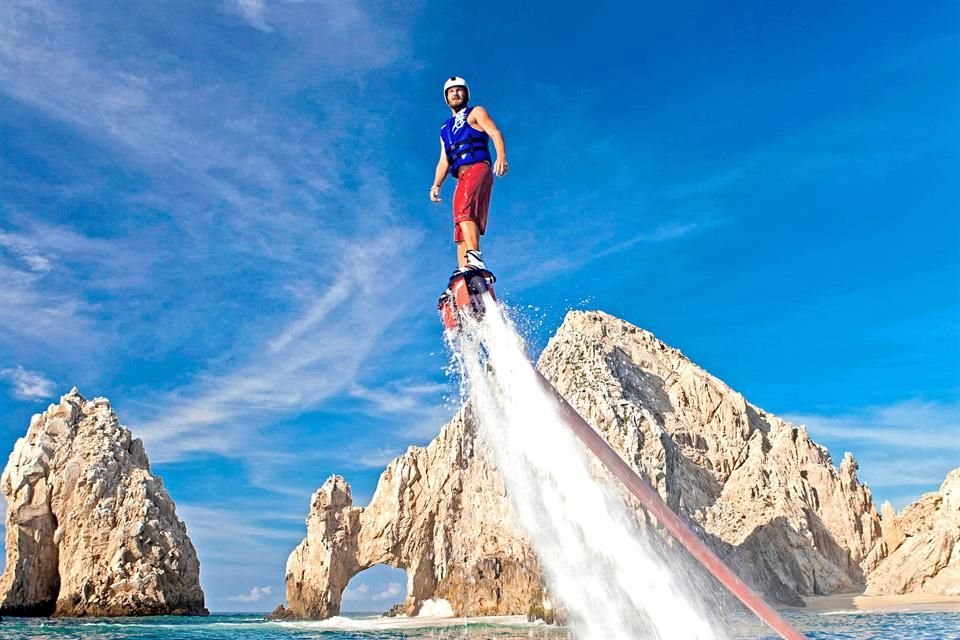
[342,582,370,601]
[1,366,56,401]
[0,230,52,273]
[342,581,402,602]
[593,221,703,259]
[0,262,91,343]
[225,0,272,31]
[785,399,960,451]
[227,585,273,602]
[349,381,450,415]
[0,221,155,346]
[373,582,403,601]
[356,448,406,469]
[342,580,404,603]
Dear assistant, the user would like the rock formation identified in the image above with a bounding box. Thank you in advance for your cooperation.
[284,310,891,618]
[285,412,542,618]
[539,312,885,605]
[0,389,207,616]
[866,468,960,595]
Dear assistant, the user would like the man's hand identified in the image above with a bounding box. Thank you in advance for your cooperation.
[494,157,509,177]
[430,185,441,202]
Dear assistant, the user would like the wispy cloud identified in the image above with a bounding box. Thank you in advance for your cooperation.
[593,221,703,259]
[355,448,407,469]
[786,399,960,451]
[224,0,272,31]
[133,233,420,463]
[0,230,52,273]
[373,582,404,601]
[342,582,370,601]
[0,0,432,464]
[349,380,450,415]
[504,218,711,291]
[0,261,92,344]
[176,503,299,568]
[0,0,411,276]
[1,366,56,401]
[785,399,960,507]
[227,585,273,602]
[0,220,159,347]
[342,581,403,602]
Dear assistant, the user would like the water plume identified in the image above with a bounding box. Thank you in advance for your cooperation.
[446,297,720,640]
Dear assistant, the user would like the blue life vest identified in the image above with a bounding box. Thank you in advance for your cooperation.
[440,106,491,177]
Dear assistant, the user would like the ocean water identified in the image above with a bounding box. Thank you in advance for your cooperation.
[0,611,958,639]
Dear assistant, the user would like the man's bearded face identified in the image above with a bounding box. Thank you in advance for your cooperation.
[446,86,467,109]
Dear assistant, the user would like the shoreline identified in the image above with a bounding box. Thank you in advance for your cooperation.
[794,593,960,613]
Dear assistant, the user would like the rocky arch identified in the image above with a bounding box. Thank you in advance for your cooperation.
[283,413,544,619]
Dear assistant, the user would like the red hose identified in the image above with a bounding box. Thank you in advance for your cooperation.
[532,369,807,640]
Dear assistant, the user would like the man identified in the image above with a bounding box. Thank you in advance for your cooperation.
[430,76,508,274]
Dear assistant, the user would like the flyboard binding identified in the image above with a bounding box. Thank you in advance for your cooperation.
[438,269,497,331]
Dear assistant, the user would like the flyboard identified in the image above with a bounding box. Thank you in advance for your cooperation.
[437,270,807,640]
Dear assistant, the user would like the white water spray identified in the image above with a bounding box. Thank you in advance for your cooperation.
[448,296,720,640]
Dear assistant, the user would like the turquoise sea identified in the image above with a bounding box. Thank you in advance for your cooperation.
[1,611,958,640]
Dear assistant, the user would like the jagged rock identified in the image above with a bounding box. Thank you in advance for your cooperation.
[285,412,542,618]
[266,603,295,620]
[538,311,885,605]
[866,468,960,595]
[282,310,888,618]
[0,389,207,616]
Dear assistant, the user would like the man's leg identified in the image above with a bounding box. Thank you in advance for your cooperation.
[456,221,480,268]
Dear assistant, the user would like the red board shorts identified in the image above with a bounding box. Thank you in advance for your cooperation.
[452,161,493,243]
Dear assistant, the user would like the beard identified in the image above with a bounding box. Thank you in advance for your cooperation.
[446,95,468,111]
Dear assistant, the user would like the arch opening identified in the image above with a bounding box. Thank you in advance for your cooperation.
[340,564,408,615]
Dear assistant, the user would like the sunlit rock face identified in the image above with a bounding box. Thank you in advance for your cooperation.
[284,310,893,618]
[866,468,960,596]
[0,389,206,617]
[540,311,886,606]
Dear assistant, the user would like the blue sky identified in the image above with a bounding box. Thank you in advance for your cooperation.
[0,0,957,614]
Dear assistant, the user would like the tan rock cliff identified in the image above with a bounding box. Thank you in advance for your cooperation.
[285,412,541,618]
[284,310,890,617]
[0,389,206,616]
[538,311,885,605]
[866,468,960,595]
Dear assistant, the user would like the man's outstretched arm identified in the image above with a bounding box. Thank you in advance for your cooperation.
[471,107,509,176]
[431,139,449,202]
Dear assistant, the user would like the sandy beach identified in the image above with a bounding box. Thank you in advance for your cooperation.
[797,593,960,613]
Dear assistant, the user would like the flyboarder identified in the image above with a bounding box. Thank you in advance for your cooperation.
[430,76,509,274]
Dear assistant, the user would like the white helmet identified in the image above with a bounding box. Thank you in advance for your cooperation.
[443,76,469,103]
